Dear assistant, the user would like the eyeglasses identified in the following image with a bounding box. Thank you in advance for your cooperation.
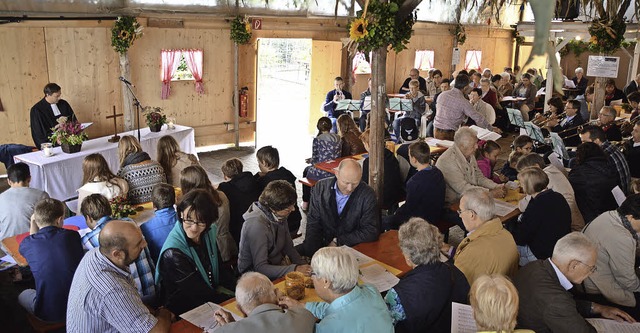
[457,209,475,216]
[183,219,207,227]
[576,260,598,273]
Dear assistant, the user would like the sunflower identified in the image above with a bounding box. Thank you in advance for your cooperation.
[350,17,368,40]
[589,36,598,44]
[245,22,252,34]
[120,30,130,40]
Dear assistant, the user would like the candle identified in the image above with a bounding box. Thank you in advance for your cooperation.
[168,120,175,129]
[44,147,51,157]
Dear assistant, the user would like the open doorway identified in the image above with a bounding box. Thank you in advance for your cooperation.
[256,38,312,175]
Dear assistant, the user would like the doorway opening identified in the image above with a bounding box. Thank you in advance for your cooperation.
[256,38,312,174]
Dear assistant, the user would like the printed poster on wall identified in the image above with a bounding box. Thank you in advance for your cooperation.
[586,56,620,78]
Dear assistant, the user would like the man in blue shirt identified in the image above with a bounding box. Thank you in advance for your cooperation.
[80,193,158,303]
[140,183,177,263]
[18,198,84,322]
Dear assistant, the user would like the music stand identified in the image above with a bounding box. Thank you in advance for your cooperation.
[362,96,372,111]
[336,99,362,111]
[388,98,413,112]
[507,108,524,128]
[549,132,569,160]
[524,122,545,143]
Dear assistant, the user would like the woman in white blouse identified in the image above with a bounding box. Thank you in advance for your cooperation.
[77,153,128,208]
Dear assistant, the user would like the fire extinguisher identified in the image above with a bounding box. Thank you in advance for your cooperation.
[239,87,248,118]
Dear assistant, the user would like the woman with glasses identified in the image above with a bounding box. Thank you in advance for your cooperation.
[510,167,571,266]
[238,180,310,280]
[155,189,233,315]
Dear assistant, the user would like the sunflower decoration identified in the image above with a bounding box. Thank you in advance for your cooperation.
[345,0,416,55]
[111,16,143,55]
[231,16,252,45]
[454,24,467,45]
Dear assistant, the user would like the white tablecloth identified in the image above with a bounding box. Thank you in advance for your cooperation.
[14,125,196,201]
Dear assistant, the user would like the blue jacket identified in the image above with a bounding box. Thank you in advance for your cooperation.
[140,207,177,263]
[306,284,393,333]
[19,226,84,322]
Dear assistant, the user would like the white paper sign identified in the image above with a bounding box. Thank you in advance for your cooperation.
[451,302,477,333]
[587,56,620,78]
[452,47,460,66]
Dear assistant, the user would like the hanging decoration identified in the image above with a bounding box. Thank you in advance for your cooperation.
[230,16,252,45]
[454,23,467,45]
[512,30,525,46]
[345,0,417,56]
[588,18,626,55]
[111,16,143,55]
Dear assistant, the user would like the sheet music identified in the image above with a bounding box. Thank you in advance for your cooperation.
[547,153,566,174]
[507,108,525,127]
[81,122,93,130]
[493,199,517,217]
[336,99,361,111]
[564,79,576,89]
[362,96,372,111]
[341,246,375,265]
[425,138,454,148]
[359,263,400,293]
[470,125,501,141]
[612,186,626,206]
[388,98,413,111]
[586,318,640,332]
[451,302,477,333]
[524,122,545,143]
[549,132,569,159]
[181,302,241,332]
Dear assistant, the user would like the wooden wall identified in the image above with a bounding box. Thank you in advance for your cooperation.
[0,17,515,162]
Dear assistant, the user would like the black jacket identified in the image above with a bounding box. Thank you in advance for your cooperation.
[218,172,261,246]
[393,263,470,333]
[254,167,302,233]
[362,148,405,210]
[298,177,380,256]
[568,157,618,224]
[552,113,585,147]
[512,190,571,259]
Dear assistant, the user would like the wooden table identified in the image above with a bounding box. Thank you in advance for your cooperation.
[314,154,366,174]
[169,230,409,333]
[1,225,80,267]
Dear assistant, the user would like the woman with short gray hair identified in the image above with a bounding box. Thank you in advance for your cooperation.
[280,247,394,333]
[384,218,470,333]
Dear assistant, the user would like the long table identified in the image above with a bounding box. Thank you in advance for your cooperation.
[14,125,196,201]
[170,230,409,333]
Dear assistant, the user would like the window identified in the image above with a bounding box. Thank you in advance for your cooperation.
[415,50,435,71]
[464,50,482,71]
[172,54,194,81]
[352,52,371,74]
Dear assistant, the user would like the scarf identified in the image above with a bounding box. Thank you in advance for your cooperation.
[122,151,151,168]
[155,221,219,288]
[619,211,638,241]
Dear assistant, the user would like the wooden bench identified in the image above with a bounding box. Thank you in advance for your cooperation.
[298,177,317,187]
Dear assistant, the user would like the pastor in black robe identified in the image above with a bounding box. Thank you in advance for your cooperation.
[30,98,75,147]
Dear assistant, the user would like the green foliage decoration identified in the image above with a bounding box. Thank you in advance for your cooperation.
[588,18,627,55]
[111,16,143,55]
[230,16,252,45]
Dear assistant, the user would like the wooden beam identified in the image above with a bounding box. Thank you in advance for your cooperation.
[370,46,387,207]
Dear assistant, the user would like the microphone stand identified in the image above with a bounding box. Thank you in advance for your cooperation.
[121,79,144,142]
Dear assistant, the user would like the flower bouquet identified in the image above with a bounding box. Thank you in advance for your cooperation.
[143,106,167,132]
[49,116,88,153]
[109,195,137,218]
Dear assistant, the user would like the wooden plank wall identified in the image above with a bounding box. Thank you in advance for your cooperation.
[0,17,515,165]
[309,40,343,134]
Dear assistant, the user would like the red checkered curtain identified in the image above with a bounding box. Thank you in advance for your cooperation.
[161,49,181,99]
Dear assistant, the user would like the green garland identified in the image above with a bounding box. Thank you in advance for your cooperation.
[512,30,524,45]
[588,18,626,55]
[111,16,143,55]
[346,0,417,53]
[230,16,252,45]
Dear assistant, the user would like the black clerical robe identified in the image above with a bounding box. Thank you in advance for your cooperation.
[30,98,76,147]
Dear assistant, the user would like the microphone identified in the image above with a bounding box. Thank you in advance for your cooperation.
[119,77,135,87]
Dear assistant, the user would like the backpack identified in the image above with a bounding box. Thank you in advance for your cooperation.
[399,117,419,143]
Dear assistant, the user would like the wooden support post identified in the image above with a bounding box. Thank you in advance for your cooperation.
[592,76,606,120]
[370,47,387,206]
[106,106,124,143]
[119,53,134,131]
[234,43,240,148]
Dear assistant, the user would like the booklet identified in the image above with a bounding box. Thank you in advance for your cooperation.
[180,302,241,333]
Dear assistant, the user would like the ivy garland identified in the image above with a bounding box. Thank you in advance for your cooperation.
[454,24,467,45]
[230,16,252,45]
[111,16,143,55]
[346,0,417,54]
[588,18,626,55]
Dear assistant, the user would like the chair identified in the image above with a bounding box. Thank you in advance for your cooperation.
[25,313,65,333]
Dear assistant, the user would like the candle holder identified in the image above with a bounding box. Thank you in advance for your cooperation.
[167,117,176,130]
[41,143,53,157]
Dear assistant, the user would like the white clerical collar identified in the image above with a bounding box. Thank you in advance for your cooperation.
[634,142,640,148]
[549,259,573,290]
[50,103,61,116]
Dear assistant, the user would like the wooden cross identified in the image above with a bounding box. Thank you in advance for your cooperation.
[107,105,124,143]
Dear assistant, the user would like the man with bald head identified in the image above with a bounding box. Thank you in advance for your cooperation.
[213,272,316,332]
[67,221,173,333]
[298,159,379,256]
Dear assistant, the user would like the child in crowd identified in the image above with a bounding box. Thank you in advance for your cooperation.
[218,158,260,247]
[500,151,525,181]
[302,117,341,210]
[140,183,177,263]
[475,140,506,184]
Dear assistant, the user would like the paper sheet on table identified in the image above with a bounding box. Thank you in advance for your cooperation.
[425,137,454,148]
[586,318,640,332]
[359,263,400,293]
[493,199,517,217]
[181,302,241,332]
[341,246,375,265]
[0,255,16,271]
[469,125,501,141]
[451,302,476,333]
[612,186,626,206]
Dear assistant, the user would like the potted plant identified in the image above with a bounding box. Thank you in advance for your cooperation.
[109,195,137,218]
[49,116,88,153]
[143,106,167,132]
